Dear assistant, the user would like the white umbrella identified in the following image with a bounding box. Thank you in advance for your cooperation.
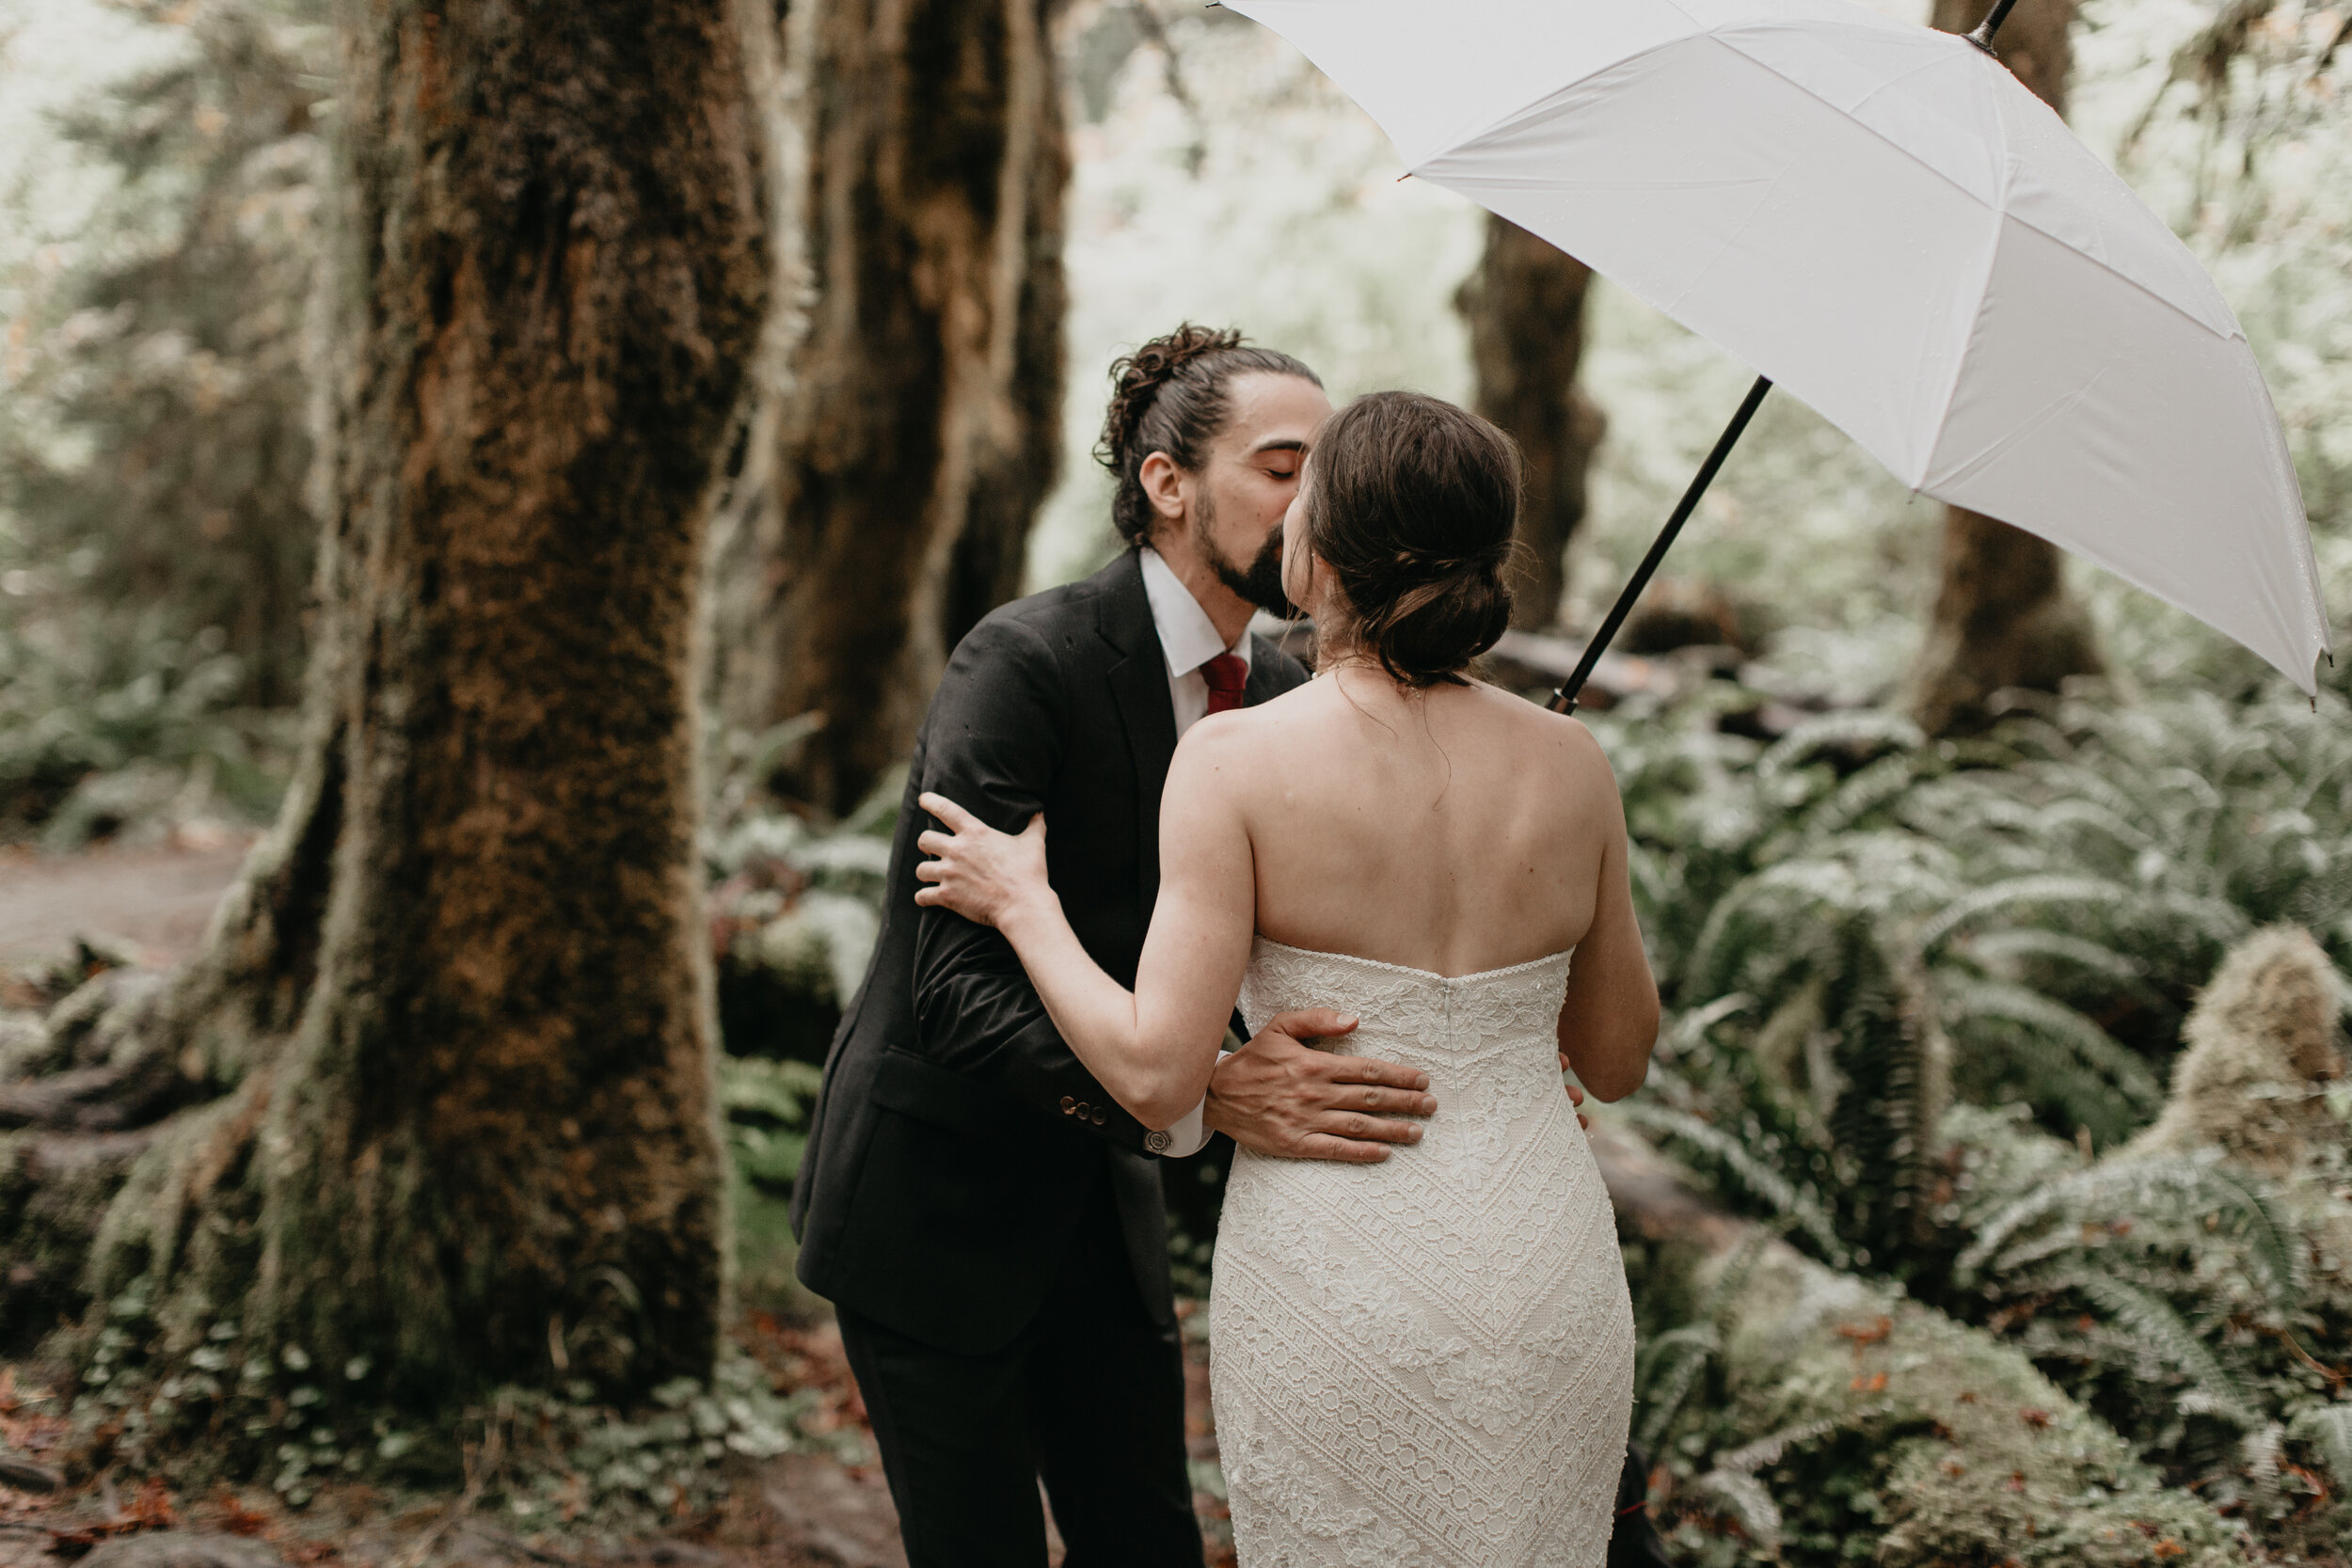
[1222,0,2333,699]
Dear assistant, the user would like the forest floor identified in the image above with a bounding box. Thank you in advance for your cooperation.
[0,843,1236,1568]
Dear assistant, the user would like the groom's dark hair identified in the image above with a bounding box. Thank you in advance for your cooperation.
[1096,325,1321,546]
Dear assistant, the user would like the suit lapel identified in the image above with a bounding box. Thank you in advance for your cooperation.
[1245,629,1310,704]
[1098,552,1179,912]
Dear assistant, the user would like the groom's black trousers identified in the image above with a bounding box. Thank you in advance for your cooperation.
[835,1172,1203,1568]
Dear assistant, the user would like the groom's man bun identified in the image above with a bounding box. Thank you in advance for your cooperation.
[1097,325,1321,546]
[1304,390,1522,689]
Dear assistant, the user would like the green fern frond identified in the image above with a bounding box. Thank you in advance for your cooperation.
[2075,1275,2263,1431]
[1958,1155,2304,1306]
[1755,710,1925,782]
[2291,1404,2352,1489]
[1917,875,2130,952]
[1635,1328,1718,1450]
[1615,1101,1851,1266]
[1787,749,1942,848]
[1685,1467,1783,1546]
[1661,992,1753,1061]
[1940,978,2165,1115]
[1956,927,2151,990]
[1714,1410,1868,1477]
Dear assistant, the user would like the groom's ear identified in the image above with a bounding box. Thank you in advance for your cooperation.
[1138,451,1187,528]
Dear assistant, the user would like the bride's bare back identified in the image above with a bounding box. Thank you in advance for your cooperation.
[1159,664,1657,1105]
[1228,670,1608,975]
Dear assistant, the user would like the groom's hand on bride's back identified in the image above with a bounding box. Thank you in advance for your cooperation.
[1203,1010,1438,1163]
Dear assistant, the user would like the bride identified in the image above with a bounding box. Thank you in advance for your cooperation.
[913,389,1659,1566]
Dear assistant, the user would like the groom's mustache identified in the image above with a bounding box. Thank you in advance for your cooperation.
[1216,530,1293,617]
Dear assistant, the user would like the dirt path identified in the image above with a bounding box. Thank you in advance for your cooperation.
[0,838,252,969]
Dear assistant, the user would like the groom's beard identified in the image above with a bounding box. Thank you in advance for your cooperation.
[1197,497,1295,616]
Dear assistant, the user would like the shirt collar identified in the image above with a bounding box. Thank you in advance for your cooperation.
[1138,546,1251,680]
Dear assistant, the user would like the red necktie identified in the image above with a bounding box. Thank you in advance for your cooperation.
[1202,653,1248,715]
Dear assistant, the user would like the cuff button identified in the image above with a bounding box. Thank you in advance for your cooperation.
[1092,1107,1107,1125]
[1058,1096,1075,1116]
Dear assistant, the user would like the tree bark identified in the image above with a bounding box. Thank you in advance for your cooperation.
[7,0,771,1422]
[1907,0,2102,736]
[1454,215,1605,631]
[710,0,1070,817]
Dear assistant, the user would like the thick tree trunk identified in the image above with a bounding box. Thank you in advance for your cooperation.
[7,0,771,1427]
[1454,215,1605,631]
[1907,0,2102,736]
[711,0,1070,817]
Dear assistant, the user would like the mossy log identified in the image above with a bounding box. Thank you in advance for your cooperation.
[1596,1122,2243,1564]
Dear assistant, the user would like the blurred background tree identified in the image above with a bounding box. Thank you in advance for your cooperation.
[707,0,1071,818]
[1454,216,1605,631]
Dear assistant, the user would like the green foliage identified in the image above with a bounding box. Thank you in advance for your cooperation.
[1603,684,2352,1262]
[0,610,294,842]
[1603,679,2352,1558]
[0,0,326,840]
[73,1284,850,1522]
[720,1055,822,1195]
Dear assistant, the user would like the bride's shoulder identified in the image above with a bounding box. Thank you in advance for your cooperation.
[1467,682,1618,775]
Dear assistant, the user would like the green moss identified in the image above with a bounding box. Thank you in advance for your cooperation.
[1645,1235,2243,1566]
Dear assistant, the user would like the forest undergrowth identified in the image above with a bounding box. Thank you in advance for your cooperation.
[693,665,2352,1565]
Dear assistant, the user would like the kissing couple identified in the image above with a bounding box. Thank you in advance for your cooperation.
[792,325,1663,1566]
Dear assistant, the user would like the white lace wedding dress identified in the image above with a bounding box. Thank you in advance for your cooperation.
[1211,938,1635,1567]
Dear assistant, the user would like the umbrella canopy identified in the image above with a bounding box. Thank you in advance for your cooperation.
[1224,0,2333,691]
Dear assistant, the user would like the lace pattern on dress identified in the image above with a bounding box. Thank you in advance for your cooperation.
[1212,939,1636,1568]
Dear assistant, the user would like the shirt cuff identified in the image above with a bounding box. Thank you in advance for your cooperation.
[1155,1095,1212,1159]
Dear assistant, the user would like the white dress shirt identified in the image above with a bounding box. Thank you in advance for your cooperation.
[1136,547,1253,1157]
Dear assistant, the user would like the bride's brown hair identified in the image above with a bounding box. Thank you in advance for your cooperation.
[1302,391,1520,689]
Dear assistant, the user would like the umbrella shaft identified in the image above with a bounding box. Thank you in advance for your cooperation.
[1548,373,1773,716]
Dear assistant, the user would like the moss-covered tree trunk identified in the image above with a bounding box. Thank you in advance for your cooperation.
[4,0,771,1422]
[707,0,1069,817]
[1454,214,1605,631]
[1907,0,2103,737]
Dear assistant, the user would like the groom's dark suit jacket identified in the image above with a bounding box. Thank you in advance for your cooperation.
[792,548,1308,1354]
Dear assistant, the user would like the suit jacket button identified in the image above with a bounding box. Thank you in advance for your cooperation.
[1145,1130,1172,1154]
[1059,1096,1075,1116]
[1092,1106,1107,1125]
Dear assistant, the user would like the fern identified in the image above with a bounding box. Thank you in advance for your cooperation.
[2074,1275,2264,1431]
[1939,977,2164,1115]
[1957,1155,2305,1307]
[1613,1101,1850,1267]
[2292,1405,2352,1490]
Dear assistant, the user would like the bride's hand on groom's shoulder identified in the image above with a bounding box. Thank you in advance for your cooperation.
[1205,1012,1439,1164]
[914,791,1053,933]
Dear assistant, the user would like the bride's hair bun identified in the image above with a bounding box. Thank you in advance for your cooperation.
[1096,325,1321,546]
[1303,391,1521,689]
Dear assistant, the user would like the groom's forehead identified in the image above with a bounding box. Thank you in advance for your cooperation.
[1216,372,1330,453]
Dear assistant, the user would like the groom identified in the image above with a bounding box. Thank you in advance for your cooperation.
[790,327,1437,1566]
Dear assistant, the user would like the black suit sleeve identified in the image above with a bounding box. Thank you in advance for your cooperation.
[908,613,1166,1156]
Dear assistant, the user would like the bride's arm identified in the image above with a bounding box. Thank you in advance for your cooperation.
[1554,740,1660,1101]
[914,727,1263,1129]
